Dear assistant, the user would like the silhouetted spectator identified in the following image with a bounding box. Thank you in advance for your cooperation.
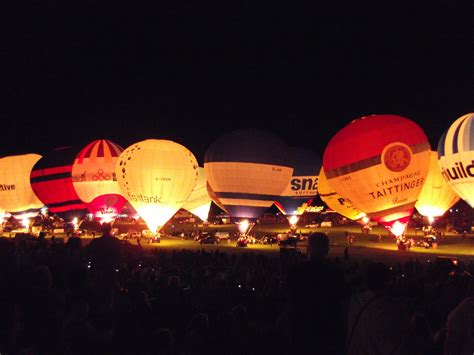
[281,232,349,354]
[181,312,210,355]
[86,223,123,273]
[347,262,414,355]
[444,277,474,355]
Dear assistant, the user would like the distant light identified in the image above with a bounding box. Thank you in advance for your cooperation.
[288,215,300,228]
[389,220,407,237]
[21,217,29,229]
[237,220,250,235]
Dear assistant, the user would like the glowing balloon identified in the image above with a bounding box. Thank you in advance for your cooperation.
[206,182,228,213]
[317,167,366,220]
[0,208,5,224]
[116,139,199,233]
[323,114,431,236]
[72,139,127,224]
[30,147,88,221]
[0,154,43,219]
[415,151,460,218]
[274,147,321,228]
[204,128,293,235]
[438,113,474,207]
[182,167,212,221]
[121,201,139,218]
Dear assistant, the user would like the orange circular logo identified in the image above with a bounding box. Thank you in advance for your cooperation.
[383,144,411,172]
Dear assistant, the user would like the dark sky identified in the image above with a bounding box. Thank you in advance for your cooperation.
[2,0,473,165]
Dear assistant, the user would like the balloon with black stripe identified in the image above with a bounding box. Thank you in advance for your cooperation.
[30,146,88,222]
[204,128,294,235]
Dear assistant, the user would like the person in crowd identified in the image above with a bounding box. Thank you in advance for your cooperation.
[279,232,349,354]
[443,276,474,355]
[347,261,415,355]
[86,223,124,273]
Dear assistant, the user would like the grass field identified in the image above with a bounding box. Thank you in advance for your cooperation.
[114,222,474,264]
[14,221,474,265]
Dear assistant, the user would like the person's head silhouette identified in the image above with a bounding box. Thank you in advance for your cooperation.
[101,222,112,236]
[306,232,329,261]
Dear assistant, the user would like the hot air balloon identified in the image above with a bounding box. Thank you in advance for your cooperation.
[317,167,366,221]
[182,167,212,222]
[204,128,293,235]
[323,114,431,238]
[0,208,6,228]
[274,147,321,231]
[438,113,474,207]
[72,139,127,224]
[206,182,228,213]
[415,151,460,225]
[0,154,44,221]
[30,146,88,222]
[116,139,198,235]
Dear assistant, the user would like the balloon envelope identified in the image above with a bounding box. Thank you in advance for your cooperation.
[317,167,366,220]
[116,139,199,233]
[182,167,212,221]
[274,147,321,217]
[72,139,127,223]
[323,114,431,236]
[206,182,228,213]
[0,154,44,219]
[30,147,88,221]
[438,113,474,207]
[415,151,460,218]
[204,128,293,221]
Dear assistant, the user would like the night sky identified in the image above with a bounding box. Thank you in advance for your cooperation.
[2,0,473,165]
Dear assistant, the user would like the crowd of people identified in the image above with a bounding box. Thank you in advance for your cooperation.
[0,224,473,354]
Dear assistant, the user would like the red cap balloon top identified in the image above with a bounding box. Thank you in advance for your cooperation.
[72,139,127,224]
[323,114,431,237]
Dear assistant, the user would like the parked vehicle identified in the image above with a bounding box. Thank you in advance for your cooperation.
[215,231,230,242]
[199,235,219,244]
[261,234,278,244]
[278,236,298,247]
[149,234,161,243]
[127,229,141,239]
[236,237,248,247]
[141,229,155,238]
[416,235,438,249]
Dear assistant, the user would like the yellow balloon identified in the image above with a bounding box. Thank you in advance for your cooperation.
[317,167,366,220]
[415,151,460,218]
[116,140,199,233]
[0,154,44,217]
[182,167,212,221]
